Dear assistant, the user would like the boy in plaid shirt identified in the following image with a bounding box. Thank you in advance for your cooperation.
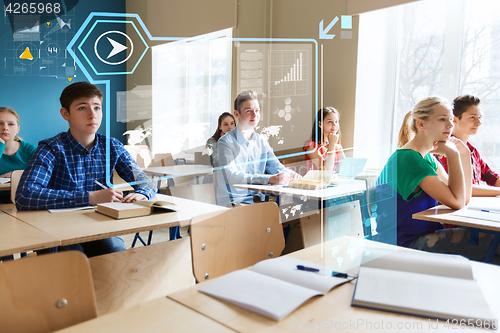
[16,82,156,257]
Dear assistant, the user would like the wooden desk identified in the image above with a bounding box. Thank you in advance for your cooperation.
[233,178,366,201]
[0,210,60,256]
[54,297,235,333]
[168,236,499,332]
[234,180,368,247]
[413,197,500,263]
[146,165,213,178]
[0,182,10,192]
[146,165,213,187]
[1,194,226,247]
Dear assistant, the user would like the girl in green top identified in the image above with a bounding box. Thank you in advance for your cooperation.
[0,107,37,178]
[377,97,492,259]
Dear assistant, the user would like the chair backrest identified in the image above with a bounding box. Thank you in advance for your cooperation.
[10,169,24,203]
[194,152,210,165]
[124,145,151,168]
[89,238,195,315]
[149,153,175,167]
[167,183,216,204]
[190,202,285,282]
[0,251,97,333]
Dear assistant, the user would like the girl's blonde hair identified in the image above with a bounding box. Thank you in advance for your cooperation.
[397,111,413,148]
[397,96,451,148]
[0,107,21,141]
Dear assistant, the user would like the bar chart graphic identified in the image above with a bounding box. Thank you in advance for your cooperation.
[269,49,308,98]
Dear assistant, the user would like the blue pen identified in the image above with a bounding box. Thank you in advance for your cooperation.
[296,265,320,272]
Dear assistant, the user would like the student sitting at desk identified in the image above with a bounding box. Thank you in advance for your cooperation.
[437,95,500,196]
[216,90,301,207]
[0,107,37,201]
[16,82,157,257]
[375,96,491,260]
[206,112,235,166]
[304,107,345,171]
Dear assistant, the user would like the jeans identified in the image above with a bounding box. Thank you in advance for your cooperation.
[37,236,126,258]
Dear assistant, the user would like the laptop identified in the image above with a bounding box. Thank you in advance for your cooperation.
[337,158,368,178]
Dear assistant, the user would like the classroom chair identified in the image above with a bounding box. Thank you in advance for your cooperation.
[167,183,217,239]
[0,251,97,333]
[10,169,23,204]
[123,145,151,168]
[89,238,195,315]
[189,201,285,282]
[149,153,175,167]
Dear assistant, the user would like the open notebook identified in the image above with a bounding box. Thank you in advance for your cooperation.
[199,256,354,321]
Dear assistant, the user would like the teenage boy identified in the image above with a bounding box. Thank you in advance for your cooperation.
[438,95,500,196]
[16,82,157,257]
[216,90,301,207]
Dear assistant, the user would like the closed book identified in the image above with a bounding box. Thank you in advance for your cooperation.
[351,250,495,325]
[96,200,177,219]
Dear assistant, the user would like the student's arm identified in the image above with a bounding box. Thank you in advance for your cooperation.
[114,143,157,201]
[305,141,339,171]
[218,140,272,185]
[15,145,92,210]
[471,184,500,196]
[0,141,7,177]
[419,140,470,209]
[263,142,301,184]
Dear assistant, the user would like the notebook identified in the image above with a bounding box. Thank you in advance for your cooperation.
[199,256,354,320]
[351,250,495,325]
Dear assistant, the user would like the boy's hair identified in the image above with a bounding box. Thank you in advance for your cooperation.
[234,90,258,113]
[453,95,481,119]
[60,82,103,112]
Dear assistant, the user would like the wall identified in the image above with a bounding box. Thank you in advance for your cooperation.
[0,0,126,146]
[126,0,359,155]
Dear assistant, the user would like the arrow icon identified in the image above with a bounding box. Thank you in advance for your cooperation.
[319,17,339,40]
[106,37,127,59]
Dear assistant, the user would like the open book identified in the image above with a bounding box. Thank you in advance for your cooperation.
[352,250,494,325]
[288,170,338,190]
[199,256,353,321]
[96,200,177,219]
[451,197,500,223]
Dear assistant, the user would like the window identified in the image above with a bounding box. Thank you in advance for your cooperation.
[355,0,500,172]
[151,28,232,154]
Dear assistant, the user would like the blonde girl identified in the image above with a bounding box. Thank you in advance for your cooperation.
[0,107,37,178]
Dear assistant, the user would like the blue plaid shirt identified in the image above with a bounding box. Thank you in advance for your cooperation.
[16,131,157,210]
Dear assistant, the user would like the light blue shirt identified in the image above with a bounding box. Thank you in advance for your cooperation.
[216,126,288,206]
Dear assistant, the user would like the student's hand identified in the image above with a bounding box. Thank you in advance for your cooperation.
[430,141,459,157]
[327,133,339,150]
[0,172,12,178]
[0,137,5,144]
[268,172,291,185]
[289,171,302,181]
[89,188,123,206]
[122,193,147,203]
[449,137,470,156]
